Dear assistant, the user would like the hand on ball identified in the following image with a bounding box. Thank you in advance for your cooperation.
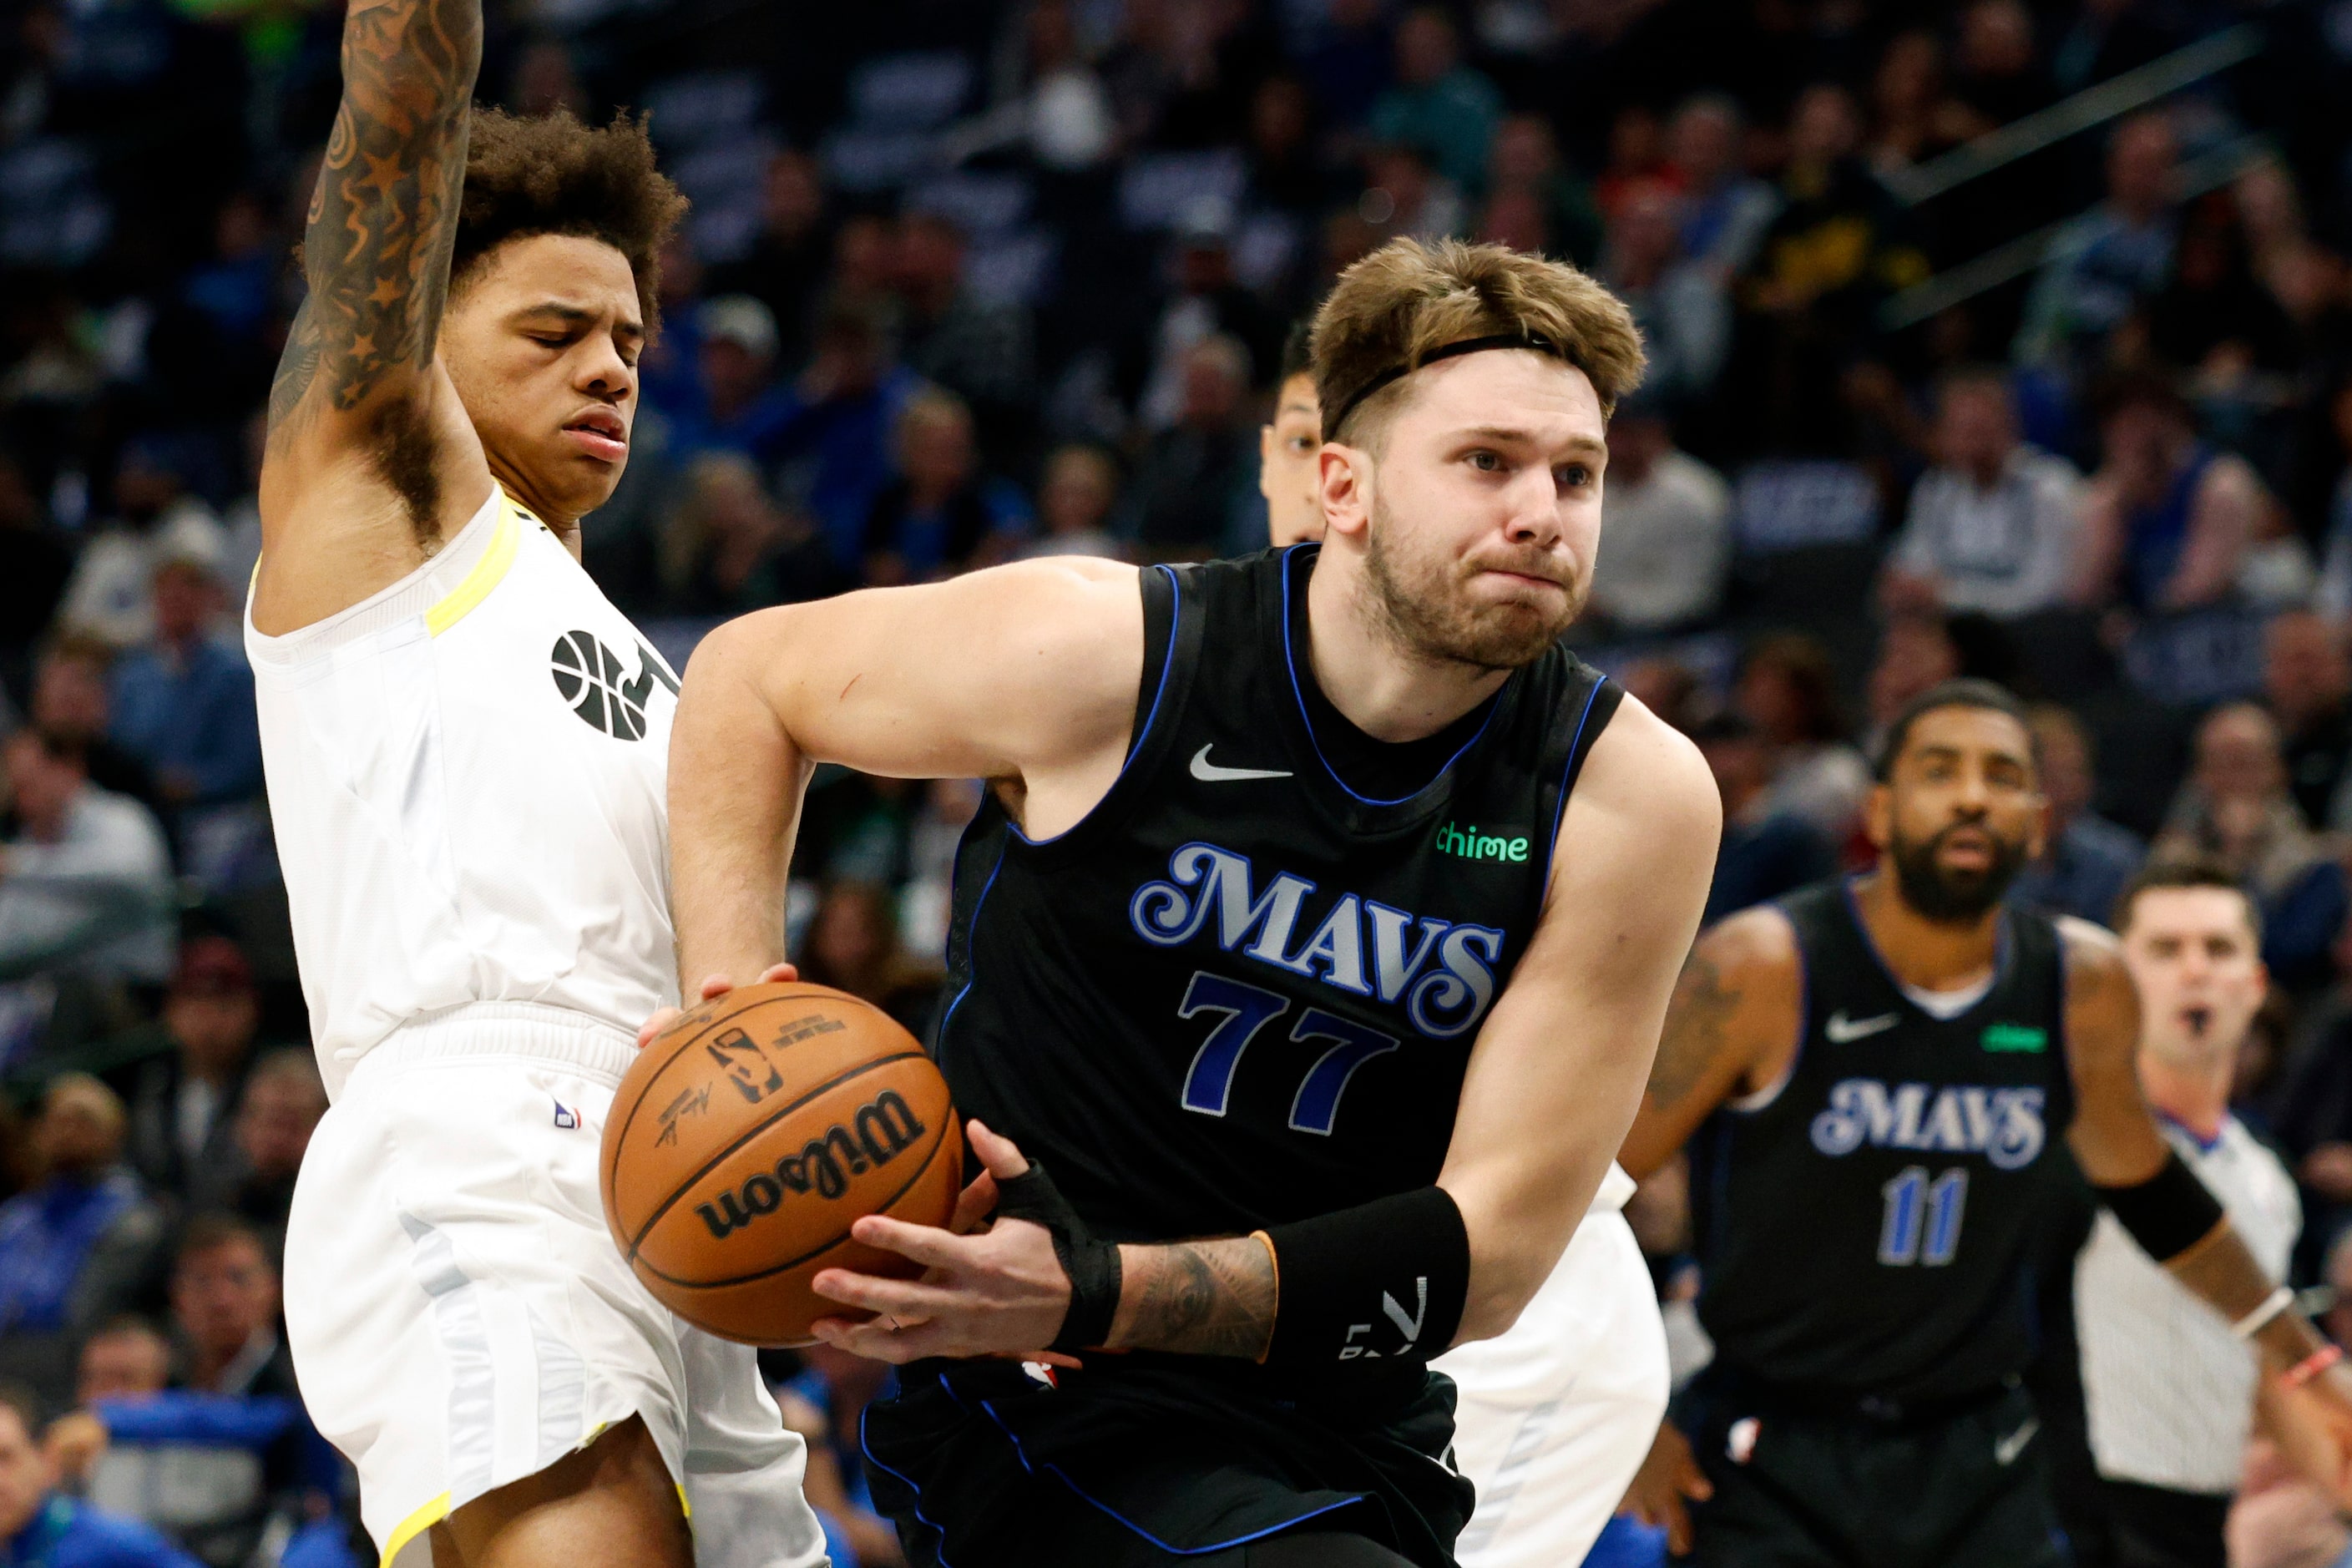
[806,1120,1076,1364]
[635,963,801,1051]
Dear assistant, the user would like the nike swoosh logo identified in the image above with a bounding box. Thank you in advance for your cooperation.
[1994,1418,2039,1466]
[1824,1010,1901,1044]
[1190,745,1294,783]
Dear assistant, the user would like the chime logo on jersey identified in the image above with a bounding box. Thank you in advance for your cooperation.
[1808,1077,2047,1170]
[1128,842,1504,1037]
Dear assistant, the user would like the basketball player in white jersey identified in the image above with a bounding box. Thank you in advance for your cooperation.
[248,8,826,1563]
[1257,333,1669,1568]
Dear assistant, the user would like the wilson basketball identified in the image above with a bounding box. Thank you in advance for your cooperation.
[601,982,963,1345]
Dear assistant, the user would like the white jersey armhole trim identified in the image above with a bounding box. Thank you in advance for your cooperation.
[245,488,509,670]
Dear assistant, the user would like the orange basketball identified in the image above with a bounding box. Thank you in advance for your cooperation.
[601,982,964,1345]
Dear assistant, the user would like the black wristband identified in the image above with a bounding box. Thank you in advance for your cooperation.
[1261,1186,1469,1369]
[2094,1148,2227,1262]
[993,1161,1123,1353]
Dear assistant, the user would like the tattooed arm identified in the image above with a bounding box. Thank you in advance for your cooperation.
[1616,904,1803,1181]
[1108,1238,1277,1358]
[252,0,493,630]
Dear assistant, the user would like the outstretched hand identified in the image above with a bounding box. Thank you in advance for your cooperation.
[805,1120,1077,1364]
[1618,1419,1712,1557]
[634,963,801,1051]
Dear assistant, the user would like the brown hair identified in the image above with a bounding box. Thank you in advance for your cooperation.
[2111,853,2262,941]
[450,107,689,336]
[1308,238,1645,444]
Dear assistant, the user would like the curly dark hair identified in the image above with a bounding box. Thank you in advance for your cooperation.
[450,107,689,336]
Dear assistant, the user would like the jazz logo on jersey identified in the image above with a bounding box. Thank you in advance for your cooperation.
[1809,1077,2046,1170]
[1129,842,1504,1037]
[549,631,680,741]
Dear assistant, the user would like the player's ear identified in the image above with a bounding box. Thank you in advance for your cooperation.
[1862,781,1894,852]
[1320,444,1369,539]
[1258,424,1278,500]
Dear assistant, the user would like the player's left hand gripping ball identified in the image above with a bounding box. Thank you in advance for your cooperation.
[805,1120,1079,1363]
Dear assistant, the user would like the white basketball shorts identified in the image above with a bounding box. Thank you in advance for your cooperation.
[282,1003,831,1567]
[1435,1186,1670,1568]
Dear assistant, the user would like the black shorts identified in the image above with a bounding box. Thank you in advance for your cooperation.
[1672,1367,2070,1568]
[860,1355,1475,1568]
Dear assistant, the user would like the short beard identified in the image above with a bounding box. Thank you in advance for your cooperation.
[1360,497,1581,673]
[1889,821,2031,923]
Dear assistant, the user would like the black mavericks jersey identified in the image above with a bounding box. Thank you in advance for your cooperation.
[938,546,1619,1292]
[1689,880,2076,1404]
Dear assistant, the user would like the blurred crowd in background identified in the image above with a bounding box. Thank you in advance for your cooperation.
[9,0,2352,1559]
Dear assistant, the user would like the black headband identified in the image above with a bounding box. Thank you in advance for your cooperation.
[1325,331,1565,438]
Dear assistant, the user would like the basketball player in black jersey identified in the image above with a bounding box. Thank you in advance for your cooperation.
[654,238,1721,1566]
[1614,679,2352,1567]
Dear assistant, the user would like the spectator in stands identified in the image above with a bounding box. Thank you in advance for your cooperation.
[1368,7,1500,195]
[1864,612,1964,748]
[0,731,173,985]
[670,296,795,461]
[119,938,259,1211]
[2072,373,2269,611]
[1692,711,1838,925]
[1584,396,1731,635]
[1864,31,1959,180]
[28,637,154,809]
[1883,367,2084,617]
[0,451,71,698]
[860,391,1031,586]
[2312,379,2352,622]
[894,211,1038,466]
[209,1051,325,1266]
[1137,221,1286,432]
[1477,115,1603,268]
[1734,633,1872,840]
[2157,702,2349,991]
[2019,112,2180,370]
[702,150,831,371]
[798,883,946,1038]
[658,453,841,615]
[1601,181,1728,409]
[2266,611,2352,831]
[1125,335,1258,560]
[1667,94,1778,278]
[0,1384,199,1568]
[1299,0,1392,130]
[0,1076,164,1406]
[1946,0,2055,140]
[105,529,261,824]
[769,297,920,568]
[2009,705,2145,923]
[1020,446,1127,562]
[54,443,228,653]
[42,1319,171,1490]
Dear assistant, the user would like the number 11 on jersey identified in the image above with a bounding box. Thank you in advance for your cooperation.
[1879,1166,1968,1267]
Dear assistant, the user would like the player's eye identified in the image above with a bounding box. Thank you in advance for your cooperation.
[1467,450,1503,472]
[1557,463,1592,488]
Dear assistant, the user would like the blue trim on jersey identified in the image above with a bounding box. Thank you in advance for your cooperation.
[1539,676,1608,888]
[1279,548,1504,808]
[1839,875,2013,1018]
[971,1394,1370,1553]
[2156,1110,2226,1155]
[859,1399,960,1568]
[1008,564,1184,848]
[938,845,1010,1043]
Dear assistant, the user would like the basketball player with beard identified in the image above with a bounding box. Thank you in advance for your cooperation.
[657,238,1721,1566]
[1253,319,1671,1568]
[1613,680,2352,1568]
[246,0,827,1558]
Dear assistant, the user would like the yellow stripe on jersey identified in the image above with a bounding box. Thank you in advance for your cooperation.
[425,493,523,637]
[381,1490,450,1566]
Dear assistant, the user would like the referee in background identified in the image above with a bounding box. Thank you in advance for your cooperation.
[2075,857,2350,1568]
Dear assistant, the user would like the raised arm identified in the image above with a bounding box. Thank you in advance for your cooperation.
[254,0,490,622]
[665,558,1145,988]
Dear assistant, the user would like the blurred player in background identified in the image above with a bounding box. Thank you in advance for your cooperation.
[246,0,824,1555]
[1255,318,1670,1568]
[1615,681,2352,1568]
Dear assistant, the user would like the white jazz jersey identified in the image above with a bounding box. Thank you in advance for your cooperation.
[246,488,681,1098]
[2076,1115,2300,1495]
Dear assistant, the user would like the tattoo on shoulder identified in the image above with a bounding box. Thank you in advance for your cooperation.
[1648,947,1742,1111]
[1118,1237,1277,1359]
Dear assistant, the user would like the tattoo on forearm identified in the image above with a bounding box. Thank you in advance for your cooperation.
[268,0,481,525]
[1647,948,1738,1110]
[1112,1237,1277,1358]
